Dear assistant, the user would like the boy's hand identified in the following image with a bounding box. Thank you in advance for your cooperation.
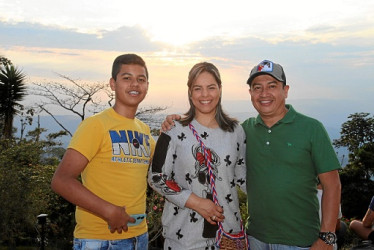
[107,206,136,234]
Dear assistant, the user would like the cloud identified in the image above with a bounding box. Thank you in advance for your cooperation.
[181,34,374,120]
[306,25,338,34]
[1,18,373,132]
[0,21,164,52]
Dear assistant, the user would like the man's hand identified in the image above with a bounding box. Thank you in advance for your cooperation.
[310,239,334,250]
[161,114,181,132]
[106,206,136,234]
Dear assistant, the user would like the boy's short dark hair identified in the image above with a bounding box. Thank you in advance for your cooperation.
[111,54,148,80]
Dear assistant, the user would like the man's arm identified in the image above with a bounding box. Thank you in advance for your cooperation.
[311,170,341,250]
[319,170,341,232]
[51,148,135,233]
[161,114,181,132]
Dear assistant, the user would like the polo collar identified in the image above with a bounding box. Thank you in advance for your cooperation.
[254,104,297,126]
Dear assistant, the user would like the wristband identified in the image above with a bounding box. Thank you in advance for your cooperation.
[369,196,374,211]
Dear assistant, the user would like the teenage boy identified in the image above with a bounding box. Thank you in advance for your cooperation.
[51,54,155,249]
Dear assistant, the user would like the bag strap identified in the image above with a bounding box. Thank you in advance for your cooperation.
[190,124,244,243]
[188,123,220,206]
[188,123,223,244]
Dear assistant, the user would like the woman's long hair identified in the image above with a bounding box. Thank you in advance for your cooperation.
[180,62,238,132]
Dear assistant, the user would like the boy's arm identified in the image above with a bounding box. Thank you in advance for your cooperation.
[51,148,135,233]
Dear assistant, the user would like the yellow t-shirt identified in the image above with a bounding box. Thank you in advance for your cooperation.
[68,108,155,240]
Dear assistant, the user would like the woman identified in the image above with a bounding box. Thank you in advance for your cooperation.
[148,62,247,249]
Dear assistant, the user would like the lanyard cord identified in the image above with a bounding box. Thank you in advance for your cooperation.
[188,123,248,248]
[188,123,224,244]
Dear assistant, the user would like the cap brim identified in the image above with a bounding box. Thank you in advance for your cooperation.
[247,72,285,85]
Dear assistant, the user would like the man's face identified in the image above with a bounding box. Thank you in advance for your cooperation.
[249,74,289,120]
[110,64,149,109]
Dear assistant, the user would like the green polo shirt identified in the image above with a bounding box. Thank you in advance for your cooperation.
[242,104,340,247]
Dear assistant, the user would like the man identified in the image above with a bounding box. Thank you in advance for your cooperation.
[162,59,341,249]
[243,60,341,249]
[51,54,155,249]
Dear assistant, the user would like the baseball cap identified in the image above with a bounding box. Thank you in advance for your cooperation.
[246,60,286,85]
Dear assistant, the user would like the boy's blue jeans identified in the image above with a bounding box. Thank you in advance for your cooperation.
[73,232,148,250]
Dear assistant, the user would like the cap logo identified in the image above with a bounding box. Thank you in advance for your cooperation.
[257,60,273,72]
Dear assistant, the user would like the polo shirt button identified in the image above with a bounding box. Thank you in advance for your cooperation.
[266,141,270,145]
[268,130,271,133]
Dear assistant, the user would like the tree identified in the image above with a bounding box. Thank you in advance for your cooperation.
[33,74,168,136]
[32,74,108,136]
[0,125,70,248]
[334,112,374,181]
[0,56,12,67]
[350,142,374,180]
[18,107,35,140]
[334,112,374,218]
[0,56,11,136]
[333,112,374,154]
[0,64,27,139]
[136,106,168,133]
[0,132,47,247]
[339,164,374,218]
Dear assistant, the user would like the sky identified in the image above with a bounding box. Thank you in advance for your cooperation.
[1,0,374,141]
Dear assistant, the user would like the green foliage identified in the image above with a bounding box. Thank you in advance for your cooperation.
[0,139,44,247]
[353,142,374,179]
[0,64,27,139]
[340,165,374,219]
[151,128,161,136]
[0,131,74,248]
[237,187,248,223]
[0,56,12,67]
[334,112,374,154]
[146,188,165,246]
[35,165,75,249]
[335,112,374,219]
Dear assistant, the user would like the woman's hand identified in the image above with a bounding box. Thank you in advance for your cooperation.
[185,193,225,225]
